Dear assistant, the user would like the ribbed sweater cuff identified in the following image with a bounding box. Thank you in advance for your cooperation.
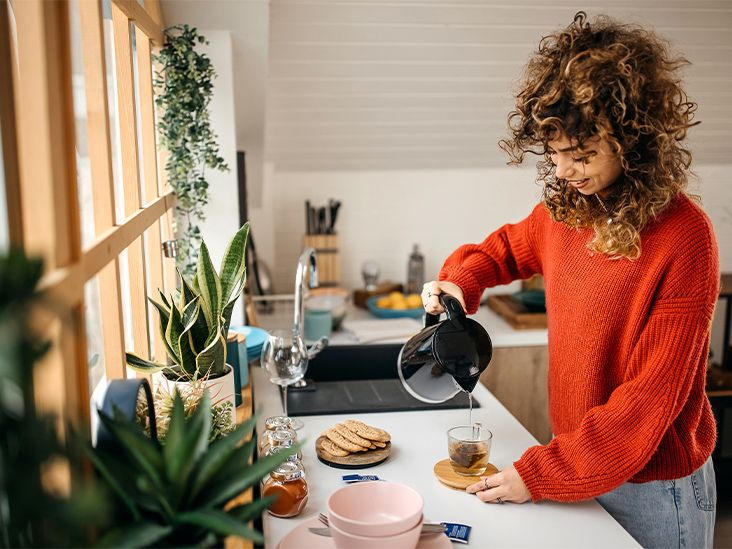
[513,449,546,502]
[438,266,482,314]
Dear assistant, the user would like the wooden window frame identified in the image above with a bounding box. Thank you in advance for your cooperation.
[1,0,172,431]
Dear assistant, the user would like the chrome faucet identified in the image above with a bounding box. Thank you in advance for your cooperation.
[293,247,328,360]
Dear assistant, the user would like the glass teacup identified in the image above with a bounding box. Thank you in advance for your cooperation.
[447,425,492,476]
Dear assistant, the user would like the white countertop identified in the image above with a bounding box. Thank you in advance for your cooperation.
[256,301,548,348]
[253,367,638,549]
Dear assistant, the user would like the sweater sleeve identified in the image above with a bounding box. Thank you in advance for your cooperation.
[438,204,545,314]
[513,219,720,502]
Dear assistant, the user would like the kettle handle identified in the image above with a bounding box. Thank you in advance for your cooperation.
[425,293,466,327]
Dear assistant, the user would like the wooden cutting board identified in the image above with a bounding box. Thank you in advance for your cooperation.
[433,458,499,490]
[315,436,391,469]
[487,295,547,329]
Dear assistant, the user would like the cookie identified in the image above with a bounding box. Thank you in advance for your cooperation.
[320,438,350,457]
[344,419,391,443]
[325,428,370,453]
[371,440,387,448]
[334,423,373,448]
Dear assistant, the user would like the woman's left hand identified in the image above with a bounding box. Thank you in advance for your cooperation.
[466,465,532,504]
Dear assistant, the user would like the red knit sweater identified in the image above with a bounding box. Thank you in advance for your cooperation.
[439,194,719,502]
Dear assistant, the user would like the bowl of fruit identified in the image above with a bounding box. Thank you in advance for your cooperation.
[367,291,424,319]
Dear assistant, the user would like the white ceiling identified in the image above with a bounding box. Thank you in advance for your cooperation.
[163,0,732,172]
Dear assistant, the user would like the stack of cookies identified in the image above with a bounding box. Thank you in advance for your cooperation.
[319,419,391,457]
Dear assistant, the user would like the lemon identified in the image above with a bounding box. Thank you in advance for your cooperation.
[376,297,391,308]
[405,294,422,308]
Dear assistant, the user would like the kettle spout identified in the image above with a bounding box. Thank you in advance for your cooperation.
[307,336,329,360]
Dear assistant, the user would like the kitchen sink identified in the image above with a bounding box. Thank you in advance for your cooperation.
[286,343,479,416]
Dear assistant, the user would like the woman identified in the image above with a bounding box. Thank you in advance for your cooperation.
[422,12,719,548]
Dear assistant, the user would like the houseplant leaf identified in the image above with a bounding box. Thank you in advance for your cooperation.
[176,509,264,544]
[82,445,141,521]
[164,391,211,486]
[98,521,173,548]
[96,411,165,492]
[165,302,185,364]
[219,223,249,305]
[197,441,301,508]
[187,416,256,502]
[195,328,226,379]
[196,242,222,338]
[125,352,170,375]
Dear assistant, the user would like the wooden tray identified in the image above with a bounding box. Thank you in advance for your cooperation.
[433,458,499,490]
[315,436,391,469]
[487,294,547,329]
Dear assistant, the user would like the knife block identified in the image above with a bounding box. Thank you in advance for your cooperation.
[302,234,340,287]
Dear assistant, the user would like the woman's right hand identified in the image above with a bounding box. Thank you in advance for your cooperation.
[421,281,466,315]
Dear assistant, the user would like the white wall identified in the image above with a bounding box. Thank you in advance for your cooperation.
[194,31,245,326]
[266,164,732,294]
[267,165,542,293]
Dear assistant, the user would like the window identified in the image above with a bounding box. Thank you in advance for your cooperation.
[0,0,172,435]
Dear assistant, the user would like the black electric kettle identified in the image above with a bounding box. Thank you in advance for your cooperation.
[398,294,492,403]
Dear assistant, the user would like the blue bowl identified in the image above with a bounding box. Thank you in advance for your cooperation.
[229,325,269,353]
[366,296,424,319]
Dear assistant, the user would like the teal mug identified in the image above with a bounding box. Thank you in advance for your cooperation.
[304,308,332,342]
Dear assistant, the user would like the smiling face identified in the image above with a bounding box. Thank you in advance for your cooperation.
[547,134,623,198]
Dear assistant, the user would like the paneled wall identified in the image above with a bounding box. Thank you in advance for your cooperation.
[267,0,732,171]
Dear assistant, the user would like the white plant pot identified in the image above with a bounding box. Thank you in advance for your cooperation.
[152,364,237,426]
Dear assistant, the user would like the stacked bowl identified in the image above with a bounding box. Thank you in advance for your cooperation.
[228,325,268,363]
[327,481,424,549]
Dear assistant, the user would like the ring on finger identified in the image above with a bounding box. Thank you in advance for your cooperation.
[496,497,504,504]
[483,478,490,491]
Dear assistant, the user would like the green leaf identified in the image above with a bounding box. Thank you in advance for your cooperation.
[195,328,226,378]
[164,392,211,488]
[165,302,185,364]
[181,296,199,329]
[188,416,256,502]
[219,223,249,306]
[97,410,165,492]
[82,444,141,521]
[98,521,173,548]
[158,289,172,312]
[176,509,264,544]
[125,352,169,374]
[228,495,277,523]
[221,295,239,338]
[196,242,222,337]
[148,297,178,364]
[179,268,197,310]
[199,441,301,508]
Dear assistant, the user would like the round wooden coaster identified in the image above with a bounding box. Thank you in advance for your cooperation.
[433,458,499,490]
[315,435,391,469]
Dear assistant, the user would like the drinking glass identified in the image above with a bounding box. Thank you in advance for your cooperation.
[260,329,308,422]
[447,424,492,476]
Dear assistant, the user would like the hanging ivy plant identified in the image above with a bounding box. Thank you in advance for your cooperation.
[154,25,228,279]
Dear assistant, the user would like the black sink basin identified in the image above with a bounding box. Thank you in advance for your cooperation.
[287,343,479,416]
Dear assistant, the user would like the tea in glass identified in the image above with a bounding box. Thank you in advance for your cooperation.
[447,424,492,476]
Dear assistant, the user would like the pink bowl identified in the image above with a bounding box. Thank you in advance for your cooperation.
[330,515,422,549]
[327,481,423,537]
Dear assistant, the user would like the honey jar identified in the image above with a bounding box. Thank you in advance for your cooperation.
[262,461,308,518]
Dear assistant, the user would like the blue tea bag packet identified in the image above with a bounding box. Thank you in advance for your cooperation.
[442,522,472,544]
[341,474,382,483]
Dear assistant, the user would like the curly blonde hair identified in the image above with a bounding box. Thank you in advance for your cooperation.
[500,12,699,259]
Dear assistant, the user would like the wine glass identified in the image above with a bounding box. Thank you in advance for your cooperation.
[260,329,307,428]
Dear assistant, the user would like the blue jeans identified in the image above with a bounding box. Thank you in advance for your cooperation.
[597,457,716,548]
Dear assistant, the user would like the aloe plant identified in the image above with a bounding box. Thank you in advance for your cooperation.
[87,390,295,547]
[125,223,249,380]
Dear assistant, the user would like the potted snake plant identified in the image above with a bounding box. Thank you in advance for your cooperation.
[126,223,249,423]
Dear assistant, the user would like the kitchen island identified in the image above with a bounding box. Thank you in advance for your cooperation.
[252,367,638,548]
